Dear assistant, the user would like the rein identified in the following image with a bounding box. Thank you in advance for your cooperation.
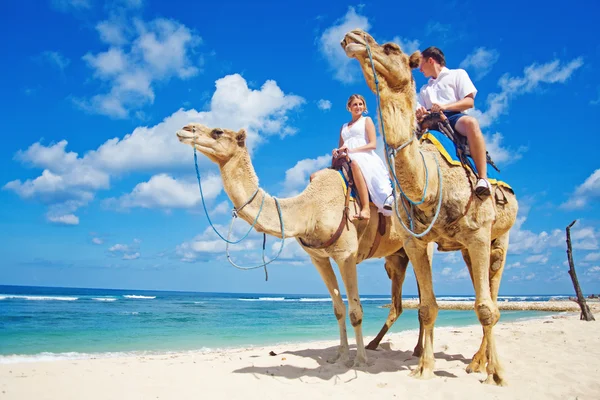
[193,148,286,279]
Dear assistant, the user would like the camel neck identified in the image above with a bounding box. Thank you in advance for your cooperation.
[218,151,304,238]
[380,97,428,202]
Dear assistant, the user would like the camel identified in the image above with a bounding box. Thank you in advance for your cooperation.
[176,123,428,367]
[342,30,518,386]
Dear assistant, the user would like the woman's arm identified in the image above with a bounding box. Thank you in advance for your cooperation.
[333,126,345,156]
[348,117,377,153]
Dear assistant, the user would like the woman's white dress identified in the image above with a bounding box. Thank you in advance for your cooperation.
[341,116,393,216]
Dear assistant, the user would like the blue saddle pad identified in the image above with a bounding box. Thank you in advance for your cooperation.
[420,130,512,191]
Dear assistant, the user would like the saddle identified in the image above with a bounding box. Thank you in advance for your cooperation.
[418,112,500,174]
[298,152,387,258]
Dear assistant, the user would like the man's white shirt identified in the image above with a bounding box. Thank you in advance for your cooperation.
[418,67,477,110]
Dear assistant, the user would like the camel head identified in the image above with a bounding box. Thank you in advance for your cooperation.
[176,123,247,164]
[341,29,421,96]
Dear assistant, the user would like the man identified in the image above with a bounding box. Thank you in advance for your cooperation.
[416,46,491,196]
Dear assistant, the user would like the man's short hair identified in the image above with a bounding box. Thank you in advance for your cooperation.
[421,46,446,67]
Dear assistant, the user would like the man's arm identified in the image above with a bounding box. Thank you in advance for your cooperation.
[432,93,475,113]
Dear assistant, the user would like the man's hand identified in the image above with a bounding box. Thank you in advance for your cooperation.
[416,106,428,121]
[430,103,446,113]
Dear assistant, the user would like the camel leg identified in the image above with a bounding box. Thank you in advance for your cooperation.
[310,256,350,364]
[405,241,438,379]
[413,242,434,357]
[465,234,506,386]
[333,252,367,367]
[462,249,487,374]
[366,251,409,350]
[464,232,509,377]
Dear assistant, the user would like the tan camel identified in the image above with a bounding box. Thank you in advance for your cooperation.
[176,123,427,367]
[342,30,518,386]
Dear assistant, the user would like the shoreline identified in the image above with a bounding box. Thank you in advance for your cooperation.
[395,299,600,312]
[1,312,598,399]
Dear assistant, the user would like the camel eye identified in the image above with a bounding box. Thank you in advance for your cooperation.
[211,129,224,139]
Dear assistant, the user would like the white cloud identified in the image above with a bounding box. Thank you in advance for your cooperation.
[484,132,527,166]
[92,237,104,245]
[561,169,600,210]
[441,267,452,276]
[47,213,80,225]
[525,254,549,264]
[280,154,330,196]
[5,74,304,223]
[176,223,262,262]
[584,253,600,262]
[473,57,583,128]
[52,0,91,12]
[459,47,499,80]
[455,267,470,279]
[123,252,140,260]
[41,51,71,70]
[319,6,370,83]
[509,272,536,282]
[105,174,221,210]
[317,99,332,111]
[588,266,600,273]
[391,36,420,54]
[109,241,141,260]
[506,261,524,270]
[79,17,202,118]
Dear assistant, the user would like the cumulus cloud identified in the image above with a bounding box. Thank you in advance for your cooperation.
[105,174,221,210]
[4,74,304,223]
[319,6,370,83]
[78,17,202,118]
[280,154,330,196]
[584,253,600,262]
[484,132,527,166]
[525,254,549,265]
[92,237,104,245]
[317,99,332,111]
[459,47,499,80]
[561,169,600,210]
[176,223,262,262]
[108,240,141,260]
[47,214,80,225]
[473,57,583,128]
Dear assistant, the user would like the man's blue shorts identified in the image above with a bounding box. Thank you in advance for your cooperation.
[443,111,467,132]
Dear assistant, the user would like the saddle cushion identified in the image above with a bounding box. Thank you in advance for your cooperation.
[420,130,512,191]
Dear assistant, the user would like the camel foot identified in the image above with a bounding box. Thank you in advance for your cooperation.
[466,357,487,374]
[351,355,369,369]
[483,372,507,386]
[409,361,435,379]
[327,350,350,364]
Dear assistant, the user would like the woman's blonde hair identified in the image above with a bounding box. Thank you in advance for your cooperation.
[346,94,368,114]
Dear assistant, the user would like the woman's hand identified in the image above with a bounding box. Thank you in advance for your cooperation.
[338,145,349,155]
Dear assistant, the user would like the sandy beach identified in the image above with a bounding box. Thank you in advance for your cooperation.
[1,307,599,400]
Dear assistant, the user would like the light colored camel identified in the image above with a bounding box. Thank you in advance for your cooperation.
[342,30,518,385]
[177,123,427,367]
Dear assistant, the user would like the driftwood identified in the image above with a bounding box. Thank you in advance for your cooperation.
[566,220,595,321]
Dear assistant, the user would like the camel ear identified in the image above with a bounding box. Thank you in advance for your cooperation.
[409,51,422,69]
[236,129,246,147]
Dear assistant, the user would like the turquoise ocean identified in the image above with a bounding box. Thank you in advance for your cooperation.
[0,285,566,363]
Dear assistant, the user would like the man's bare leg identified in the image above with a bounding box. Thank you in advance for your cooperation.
[455,116,490,196]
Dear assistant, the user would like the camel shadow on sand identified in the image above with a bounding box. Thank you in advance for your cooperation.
[233,343,472,381]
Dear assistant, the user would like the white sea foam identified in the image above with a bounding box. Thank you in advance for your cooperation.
[0,348,216,364]
[92,297,117,302]
[123,295,156,299]
[0,295,78,301]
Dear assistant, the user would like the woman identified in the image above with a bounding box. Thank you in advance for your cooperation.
[333,94,393,220]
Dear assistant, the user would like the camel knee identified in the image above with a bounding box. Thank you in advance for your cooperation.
[490,248,505,272]
[333,305,346,321]
[349,309,363,327]
[476,304,499,326]
[418,304,438,326]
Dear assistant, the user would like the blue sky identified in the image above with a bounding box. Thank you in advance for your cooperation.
[1,0,599,296]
